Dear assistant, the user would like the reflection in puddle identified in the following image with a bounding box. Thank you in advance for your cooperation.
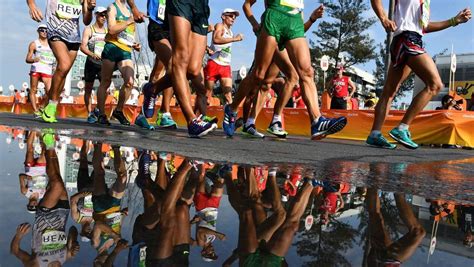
[1,127,473,266]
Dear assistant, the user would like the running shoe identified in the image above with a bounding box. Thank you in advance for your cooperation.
[34,109,43,119]
[223,104,237,137]
[366,134,396,149]
[112,110,130,125]
[311,116,347,140]
[188,116,216,138]
[235,117,244,129]
[136,150,151,189]
[203,115,218,124]
[242,124,265,138]
[87,111,98,124]
[156,111,177,129]
[41,103,57,123]
[141,82,156,118]
[41,128,56,149]
[389,128,418,149]
[135,114,155,130]
[267,121,288,138]
[97,114,111,126]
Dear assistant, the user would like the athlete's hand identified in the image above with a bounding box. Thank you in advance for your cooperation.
[234,34,244,42]
[34,57,41,63]
[207,24,215,33]
[310,4,325,21]
[81,191,93,196]
[29,4,44,22]
[207,47,215,56]
[127,14,135,26]
[15,223,31,238]
[132,7,147,23]
[381,17,396,32]
[114,239,129,252]
[132,43,141,52]
[88,0,96,11]
[456,8,472,24]
[343,96,349,101]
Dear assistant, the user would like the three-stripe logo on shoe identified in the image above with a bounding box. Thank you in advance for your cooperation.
[318,121,329,131]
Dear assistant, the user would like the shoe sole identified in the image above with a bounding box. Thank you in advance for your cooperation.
[266,129,287,139]
[158,124,178,130]
[389,132,418,149]
[189,124,217,138]
[365,142,397,149]
[311,118,347,140]
[243,131,265,139]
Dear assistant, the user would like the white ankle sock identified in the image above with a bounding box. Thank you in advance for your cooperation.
[397,123,409,131]
[245,118,255,127]
[272,115,281,124]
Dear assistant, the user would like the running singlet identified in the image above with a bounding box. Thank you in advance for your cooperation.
[268,0,304,14]
[32,208,69,267]
[87,25,107,65]
[147,0,167,24]
[394,0,430,36]
[24,176,48,199]
[198,207,218,243]
[31,40,55,75]
[76,195,93,223]
[332,76,349,98]
[45,0,82,44]
[209,26,233,66]
[105,2,135,52]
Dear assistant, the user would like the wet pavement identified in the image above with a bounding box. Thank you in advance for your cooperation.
[0,122,473,266]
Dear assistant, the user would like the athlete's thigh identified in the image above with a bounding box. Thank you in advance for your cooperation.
[284,38,312,73]
[187,32,207,75]
[272,48,297,80]
[406,53,441,86]
[117,60,135,82]
[220,78,233,88]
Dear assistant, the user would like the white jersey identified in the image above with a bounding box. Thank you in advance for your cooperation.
[31,40,55,75]
[394,0,430,36]
[209,25,233,66]
[46,0,82,44]
[24,176,48,199]
[87,25,107,65]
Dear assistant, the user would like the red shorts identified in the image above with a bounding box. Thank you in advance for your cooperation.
[25,159,47,167]
[194,192,221,212]
[204,60,231,82]
[30,72,53,79]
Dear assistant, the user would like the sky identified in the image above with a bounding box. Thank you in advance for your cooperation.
[0,0,473,92]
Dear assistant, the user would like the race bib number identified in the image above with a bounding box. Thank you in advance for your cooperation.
[56,0,82,20]
[106,212,122,233]
[139,246,147,267]
[420,0,430,28]
[118,24,135,47]
[94,41,105,57]
[280,0,304,9]
[41,230,67,252]
[40,51,56,65]
[157,0,166,21]
[81,195,93,217]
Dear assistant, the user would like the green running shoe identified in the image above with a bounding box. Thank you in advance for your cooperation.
[41,103,57,123]
[41,128,56,149]
[366,134,397,149]
[156,111,177,129]
[389,128,418,149]
[267,121,288,138]
[202,115,218,124]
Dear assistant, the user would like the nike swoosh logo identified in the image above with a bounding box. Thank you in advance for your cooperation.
[202,24,209,28]
[44,112,51,118]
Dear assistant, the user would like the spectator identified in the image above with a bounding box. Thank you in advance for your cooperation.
[329,66,356,110]
[436,94,463,111]
[292,85,306,108]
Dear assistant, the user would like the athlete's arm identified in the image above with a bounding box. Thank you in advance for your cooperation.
[370,0,396,32]
[425,8,472,33]
[80,27,98,59]
[69,192,83,222]
[103,239,128,267]
[212,23,243,45]
[126,0,147,23]
[10,223,33,265]
[107,4,134,35]
[348,78,356,98]
[83,0,94,26]
[304,4,324,32]
[18,174,28,195]
[25,42,38,64]
[243,0,260,33]
[27,0,43,22]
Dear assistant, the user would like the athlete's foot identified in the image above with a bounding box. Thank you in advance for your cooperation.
[366,134,397,149]
[203,115,219,124]
[87,108,99,124]
[156,111,178,129]
[41,128,56,149]
[267,121,288,138]
[242,124,265,138]
[235,117,244,129]
[223,104,237,137]
[389,128,418,149]
[112,110,130,125]
[142,82,156,118]
[136,150,151,189]
[311,116,347,140]
[97,114,111,126]
[188,116,217,138]
[33,109,43,119]
[135,114,155,130]
[41,103,58,123]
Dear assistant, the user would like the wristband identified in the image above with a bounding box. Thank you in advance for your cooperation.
[310,16,316,23]
[450,17,458,27]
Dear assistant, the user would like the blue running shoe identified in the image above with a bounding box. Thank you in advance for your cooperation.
[389,128,418,149]
[135,114,155,130]
[87,111,98,124]
[222,104,237,137]
[311,116,347,140]
[366,134,396,149]
[156,111,177,129]
[136,150,151,189]
[188,116,217,138]
[141,82,156,118]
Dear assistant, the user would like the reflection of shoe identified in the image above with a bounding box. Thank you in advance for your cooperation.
[243,124,265,138]
[235,117,244,129]
[188,117,216,138]
[142,82,156,118]
[41,103,57,123]
[202,115,218,124]
[389,128,418,149]
[135,114,155,130]
[97,114,111,126]
[366,134,396,149]
[112,110,130,125]
[41,128,56,149]
[156,111,177,129]
[267,121,287,138]
[137,150,151,189]
[223,104,237,137]
[311,116,347,140]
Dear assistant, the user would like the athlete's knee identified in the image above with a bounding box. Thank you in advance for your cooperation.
[123,77,134,90]
[252,70,266,85]
[424,79,443,95]
[172,50,189,69]
[298,65,314,80]
[409,225,426,238]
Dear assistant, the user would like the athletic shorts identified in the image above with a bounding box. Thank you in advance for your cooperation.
[77,168,94,192]
[243,241,285,267]
[168,0,210,36]
[49,36,80,51]
[146,244,190,267]
[262,8,305,51]
[194,192,221,211]
[148,19,170,51]
[330,97,347,110]
[25,159,46,168]
[205,59,232,82]
[390,31,425,69]
[102,42,132,63]
[38,200,70,212]
[84,58,102,83]
[92,193,121,213]
[30,72,52,79]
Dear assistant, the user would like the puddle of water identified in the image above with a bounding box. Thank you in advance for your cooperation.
[0,127,472,266]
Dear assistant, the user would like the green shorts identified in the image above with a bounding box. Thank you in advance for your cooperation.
[168,0,210,36]
[102,42,132,62]
[92,194,121,213]
[262,8,304,50]
[243,249,284,267]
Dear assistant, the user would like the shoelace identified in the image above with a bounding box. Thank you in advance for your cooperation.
[193,118,208,127]
[147,97,155,109]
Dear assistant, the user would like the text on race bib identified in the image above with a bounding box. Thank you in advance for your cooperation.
[118,24,135,47]
[157,0,166,21]
[94,41,105,56]
[280,0,304,9]
[56,0,82,20]
[41,230,67,251]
